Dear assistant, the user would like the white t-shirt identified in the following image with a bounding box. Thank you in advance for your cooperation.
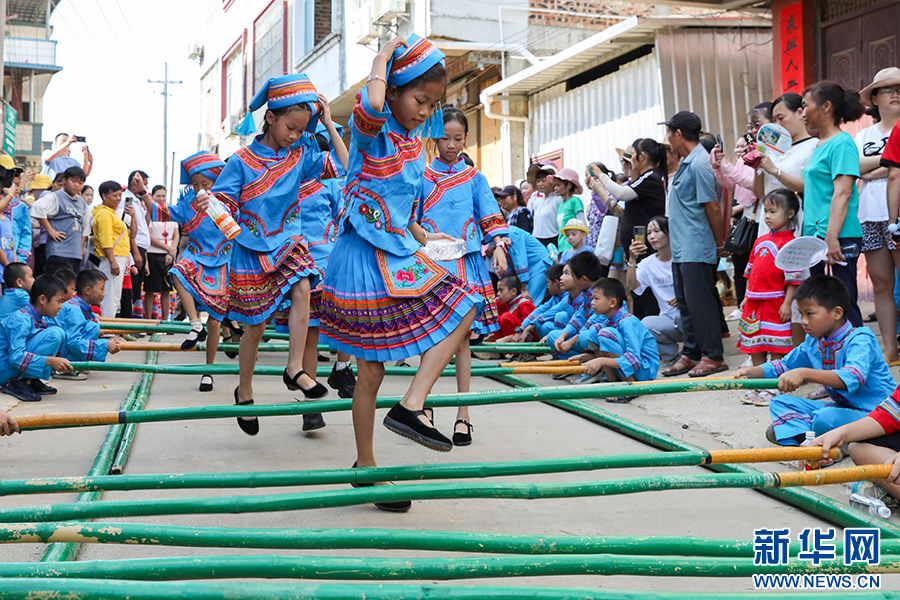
[118,190,151,250]
[633,253,678,320]
[527,192,562,239]
[148,221,177,254]
[855,123,892,223]
[758,137,817,236]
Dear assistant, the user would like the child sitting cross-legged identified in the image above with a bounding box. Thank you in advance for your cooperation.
[50,269,121,365]
[0,262,33,319]
[0,273,73,402]
[543,251,603,360]
[570,278,660,400]
[735,275,896,446]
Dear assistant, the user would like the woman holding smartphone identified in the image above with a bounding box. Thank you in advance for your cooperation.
[590,138,667,264]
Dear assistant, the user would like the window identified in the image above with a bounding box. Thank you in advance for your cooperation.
[225,51,242,117]
[254,1,286,94]
[294,0,332,61]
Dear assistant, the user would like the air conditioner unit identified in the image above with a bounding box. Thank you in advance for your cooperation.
[188,42,204,61]
[373,0,407,25]
[351,3,380,45]
[225,114,241,136]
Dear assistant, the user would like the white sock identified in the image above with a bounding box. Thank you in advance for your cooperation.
[335,361,349,370]
[190,319,202,331]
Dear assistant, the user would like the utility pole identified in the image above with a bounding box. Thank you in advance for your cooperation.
[0,0,6,100]
[148,63,182,188]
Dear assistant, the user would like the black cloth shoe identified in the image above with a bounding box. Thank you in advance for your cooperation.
[302,412,326,431]
[233,387,259,436]
[327,364,356,398]
[181,325,207,350]
[1,379,41,402]
[605,396,636,404]
[199,374,214,392]
[452,419,473,446]
[29,379,57,395]
[383,402,452,452]
[283,369,328,399]
[350,462,411,512]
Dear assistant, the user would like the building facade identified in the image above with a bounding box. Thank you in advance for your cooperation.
[4,0,63,168]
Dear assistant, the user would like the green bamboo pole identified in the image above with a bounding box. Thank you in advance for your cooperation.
[109,368,155,474]
[1,580,894,600]
[0,447,839,497]
[5,522,900,557]
[101,321,289,341]
[3,553,900,581]
[65,362,575,378]
[40,338,160,563]
[13,378,780,431]
[2,466,893,524]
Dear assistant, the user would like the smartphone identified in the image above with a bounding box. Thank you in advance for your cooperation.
[633,226,646,244]
[840,242,859,259]
[124,197,133,208]
[588,165,598,178]
[74,135,86,143]
[716,134,725,150]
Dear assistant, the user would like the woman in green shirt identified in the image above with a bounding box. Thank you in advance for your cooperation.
[801,81,866,326]
[552,168,585,251]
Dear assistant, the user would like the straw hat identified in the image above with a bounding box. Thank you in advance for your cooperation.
[553,167,583,195]
[526,161,558,185]
[560,218,589,234]
[860,67,900,104]
[30,173,53,190]
[616,145,635,164]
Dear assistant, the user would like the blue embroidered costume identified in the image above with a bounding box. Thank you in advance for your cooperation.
[320,38,483,362]
[503,225,552,303]
[586,306,660,381]
[420,157,507,334]
[51,296,108,362]
[212,75,337,324]
[0,305,66,385]
[764,321,896,444]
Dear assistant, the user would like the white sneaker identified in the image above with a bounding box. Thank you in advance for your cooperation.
[740,355,753,368]
[52,370,88,380]
[725,309,743,321]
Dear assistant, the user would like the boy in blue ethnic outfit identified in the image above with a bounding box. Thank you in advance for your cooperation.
[0,274,73,402]
[502,263,565,343]
[197,73,348,436]
[150,151,231,394]
[0,263,32,318]
[51,269,120,363]
[499,225,553,304]
[418,106,508,446]
[543,251,603,358]
[736,276,896,446]
[320,35,484,512]
[572,278,660,399]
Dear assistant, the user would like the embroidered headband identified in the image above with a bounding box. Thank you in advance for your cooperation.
[180,151,226,185]
[386,34,446,138]
[235,73,323,136]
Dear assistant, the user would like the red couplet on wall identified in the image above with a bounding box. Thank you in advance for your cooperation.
[779,2,805,94]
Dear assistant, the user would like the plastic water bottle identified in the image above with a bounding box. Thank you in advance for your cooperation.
[800,431,820,471]
[198,190,241,241]
[849,493,892,519]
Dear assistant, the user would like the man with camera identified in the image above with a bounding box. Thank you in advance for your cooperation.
[41,133,93,180]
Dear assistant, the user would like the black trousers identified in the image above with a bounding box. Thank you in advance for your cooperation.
[672,261,724,362]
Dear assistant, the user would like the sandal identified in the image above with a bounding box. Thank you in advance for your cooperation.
[350,462,411,512]
[199,374,214,392]
[747,390,775,406]
[383,402,452,452]
[452,419,473,446]
[662,356,697,377]
[233,387,259,436]
[283,369,328,399]
[741,390,760,404]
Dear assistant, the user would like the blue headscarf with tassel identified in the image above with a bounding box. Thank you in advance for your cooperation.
[235,74,323,137]
[386,34,446,139]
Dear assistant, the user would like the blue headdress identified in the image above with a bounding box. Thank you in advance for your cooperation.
[180,151,225,185]
[235,74,322,137]
[387,34,446,138]
[314,121,345,150]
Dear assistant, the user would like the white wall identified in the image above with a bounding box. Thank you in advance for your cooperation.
[530,52,665,208]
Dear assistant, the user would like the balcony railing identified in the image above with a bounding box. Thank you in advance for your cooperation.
[4,37,60,72]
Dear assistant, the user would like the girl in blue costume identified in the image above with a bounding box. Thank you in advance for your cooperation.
[419,107,508,446]
[197,74,348,436]
[150,151,229,394]
[320,35,483,511]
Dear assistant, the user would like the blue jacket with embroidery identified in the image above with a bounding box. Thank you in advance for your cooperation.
[298,178,345,269]
[49,296,108,362]
[0,288,29,320]
[419,157,508,256]
[590,306,660,381]
[563,289,594,337]
[337,87,427,259]
[520,293,566,331]
[152,188,232,268]
[761,322,895,410]
[211,135,338,253]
